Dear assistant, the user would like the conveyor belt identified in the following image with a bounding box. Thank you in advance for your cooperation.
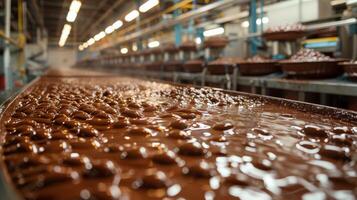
[1,68,356,199]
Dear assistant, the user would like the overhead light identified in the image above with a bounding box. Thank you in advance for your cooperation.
[139,0,159,13]
[125,10,139,22]
[112,20,123,30]
[78,45,84,51]
[66,12,78,22]
[58,24,72,47]
[256,17,269,25]
[66,0,82,22]
[132,44,138,51]
[203,27,224,37]
[262,16,269,24]
[87,38,95,45]
[195,37,202,45]
[83,42,89,48]
[105,25,115,34]
[241,21,249,28]
[69,0,81,12]
[331,0,346,6]
[148,40,160,48]
[94,31,106,41]
[121,47,128,54]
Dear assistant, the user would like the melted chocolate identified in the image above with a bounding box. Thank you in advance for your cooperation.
[1,76,357,200]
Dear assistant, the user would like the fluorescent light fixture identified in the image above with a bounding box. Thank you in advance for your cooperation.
[66,12,78,22]
[69,0,81,12]
[94,31,106,41]
[331,0,346,6]
[125,10,139,22]
[139,0,159,13]
[148,40,160,48]
[105,25,115,34]
[83,42,89,48]
[112,20,123,30]
[78,45,84,51]
[195,37,202,45]
[87,38,95,45]
[66,0,81,22]
[241,21,249,28]
[121,47,128,54]
[58,24,72,47]
[203,27,224,37]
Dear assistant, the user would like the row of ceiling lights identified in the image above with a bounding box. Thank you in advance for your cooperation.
[78,0,159,51]
[58,0,82,47]
[117,26,223,55]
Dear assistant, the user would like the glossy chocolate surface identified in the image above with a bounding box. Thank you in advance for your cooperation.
[1,76,357,200]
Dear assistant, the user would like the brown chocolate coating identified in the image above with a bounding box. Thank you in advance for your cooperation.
[0,76,357,200]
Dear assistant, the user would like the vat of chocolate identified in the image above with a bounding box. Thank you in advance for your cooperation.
[207,57,243,75]
[183,59,204,73]
[340,61,357,81]
[279,48,344,79]
[1,72,357,200]
[144,61,163,71]
[163,61,183,72]
[238,55,279,76]
[203,36,229,49]
[263,24,306,41]
[179,41,197,52]
[162,44,182,72]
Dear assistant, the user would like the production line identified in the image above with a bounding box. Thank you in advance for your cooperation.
[0,0,357,200]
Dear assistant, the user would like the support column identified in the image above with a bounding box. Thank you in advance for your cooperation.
[249,0,257,55]
[4,0,12,90]
[174,0,182,46]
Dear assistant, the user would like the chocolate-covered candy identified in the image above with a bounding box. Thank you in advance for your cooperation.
[54,114,70,125]
[61,155,85,166]
[136,170,169,189]
[212,122,234,131]
[4,140,38,155]
[170,120,189,130]
[113,118,130,128]
[121,108,142,118]
[319,145,350,161]
[72,126,99,138]
[42,140,71,153]
[167,130,191,140]
[178,142,206,156]
[50,130,73,140]
[20,169,79,190]
[182,161,216,178]
[332,126,352,135]
[225,174,250,186]
[152,151,178,165]
[127,127,153,137]
[120,147,147,159]
[82,160,117,179]
[302,125,329,138]
[73,111,91,120]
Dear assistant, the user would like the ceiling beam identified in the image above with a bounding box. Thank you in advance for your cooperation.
[28,0,45,30]
[76,0,113,40]
[80,0,125,40]
[43,1,98,10]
